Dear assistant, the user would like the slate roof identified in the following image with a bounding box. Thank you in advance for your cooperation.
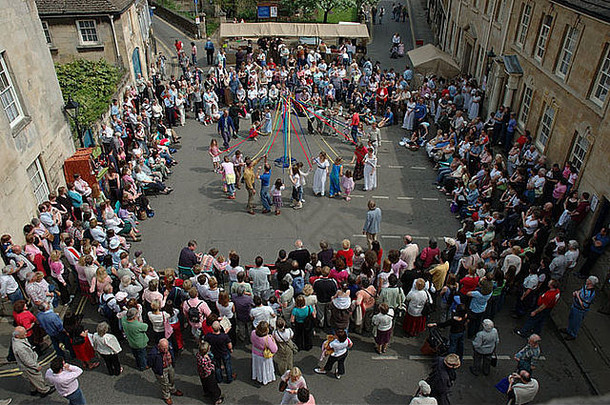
[552,0,610,24]
[35,0,135,16]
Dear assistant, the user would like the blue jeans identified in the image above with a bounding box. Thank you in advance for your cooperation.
[227,182,235,196]
[52,233,61,250]
[448,331,464,360]
[66,388,86,405]
[260,186,272,211]
[213,352,234,383]
[567,306,588,337]
[131,347,148,371]
[519,309,551,335]
[8,289,24,302]
[351,125,358,144]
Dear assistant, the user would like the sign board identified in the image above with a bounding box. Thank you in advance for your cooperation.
[195,16,200,24]
[270,6,277,17]
[258,6,270,18]
[591,194,599,212]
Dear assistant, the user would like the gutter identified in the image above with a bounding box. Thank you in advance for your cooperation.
[108,14,121,60]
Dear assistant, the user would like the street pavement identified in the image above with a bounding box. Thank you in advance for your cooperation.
[0,6,599,405]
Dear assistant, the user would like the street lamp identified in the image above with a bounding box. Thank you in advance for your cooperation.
[64,95,84,147]
[486,48,496,76]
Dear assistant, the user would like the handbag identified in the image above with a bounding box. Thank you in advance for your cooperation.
[278,379,288,392]
[490,352,498,368]
[163,313,174,339]
[303,306,315,330]
[421,291,435,317]
[263,336,274,359]
[495,376,510,394]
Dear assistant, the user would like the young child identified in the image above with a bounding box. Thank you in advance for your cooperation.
[197,108,205,124]
[272,178,285,215]
[220,155,236,198]
[341,169,355,201]
[249,122,259,142]
[209,139,221,172]
[268,295,282,318]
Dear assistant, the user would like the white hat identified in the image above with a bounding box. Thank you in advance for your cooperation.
[588,276,599,285]
[405,91,412,99]
[109,239,120,250]
[444,237,456,246]
[418,380,431,395]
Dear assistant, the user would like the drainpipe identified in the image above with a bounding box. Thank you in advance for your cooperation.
[499,0,514,57]
[479,6,494,80]
[108,14,121,64]
[453,0,462,56]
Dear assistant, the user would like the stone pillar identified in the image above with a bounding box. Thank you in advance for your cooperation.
[487,66,504,115]
[503,74,521,110]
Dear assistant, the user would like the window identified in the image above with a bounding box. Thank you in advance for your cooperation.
[41,21,52,44]
[77,20,99,44]
[536,104,555,149]
[516,3,532,47]
[519,85,533,125]
[27,158,50,205]
[556,26,579,79]
[0,52,24,126]
[535,15,553,62]
[494,0,506,22]
[591,46,610,106]
[569,131,589,171]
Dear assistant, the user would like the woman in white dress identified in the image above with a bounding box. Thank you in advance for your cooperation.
[468,90,481,120]
[312,152,330,196]
[251,321,277,385]
[363,149,378,191]
[402,95,416,131]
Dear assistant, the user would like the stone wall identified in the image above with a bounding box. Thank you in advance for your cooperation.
[151,1,199,37]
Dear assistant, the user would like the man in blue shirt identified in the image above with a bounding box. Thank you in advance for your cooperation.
[414,98,428,130]
[257,163,272,213]
[402,66,413,82]
[37,302,75,359]
[163,94,176,128]
[467,282,492,338]
[218,109,235,150]
[204,37,215,65]
[505,112,517,154]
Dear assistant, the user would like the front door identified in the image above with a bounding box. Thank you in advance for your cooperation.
[132,47,142,78]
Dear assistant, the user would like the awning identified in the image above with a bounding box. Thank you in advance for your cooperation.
[407,44,461,78]
[219,22,370,39]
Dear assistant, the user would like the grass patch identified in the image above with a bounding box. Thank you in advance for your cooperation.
[315,7,358,23]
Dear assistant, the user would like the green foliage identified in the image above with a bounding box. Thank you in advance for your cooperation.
[315,6,358,22]
[55,59,121,128]
[206,18,220,36]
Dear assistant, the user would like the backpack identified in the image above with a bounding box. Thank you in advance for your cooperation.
[187,301,203,324]
[98,295,115,319]
[292,275,305,295]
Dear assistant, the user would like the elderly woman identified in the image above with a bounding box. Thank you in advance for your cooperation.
[90,321,122,375]
[280,366,307,405]
[251,321,278,385]
[273,318,296,375]
[352,278,376,334]
[196,341,223,405]
[403,278,429,337]
[302,284,318,308]
[291,294,316,351]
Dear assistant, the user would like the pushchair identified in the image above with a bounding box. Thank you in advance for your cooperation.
[420,326,449,356]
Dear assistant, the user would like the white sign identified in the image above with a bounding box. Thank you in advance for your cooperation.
[591,194,599,212]
[195,16,201,24]
[270,6,277,17]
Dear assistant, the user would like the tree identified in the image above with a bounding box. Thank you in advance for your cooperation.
[318,0,355,23]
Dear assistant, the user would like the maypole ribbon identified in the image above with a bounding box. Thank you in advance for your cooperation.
[290,118,311,168]
[289,100,314,160]
[295,100,356,145]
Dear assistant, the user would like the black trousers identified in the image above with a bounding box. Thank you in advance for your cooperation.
[324,352,348,375]
[101,353,121,375]
[200,374,222,401]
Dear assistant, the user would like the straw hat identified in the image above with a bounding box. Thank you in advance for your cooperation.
[444,353,461,368]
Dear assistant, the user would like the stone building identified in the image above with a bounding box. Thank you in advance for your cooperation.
[0,0,75,241]
[428,0,610,243]
[36,0,153,81]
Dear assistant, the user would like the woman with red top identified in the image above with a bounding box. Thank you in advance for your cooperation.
[459,268,480,297]
[336,239,354,269]
[371,241,383,267]
[419,239,440,269]
[64,312,99,369]
[13,300,45,351]
[350,143,368,181]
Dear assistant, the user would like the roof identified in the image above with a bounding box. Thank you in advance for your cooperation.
[407,44,461,78]
[551,0,610,24]
[35,0,135,16]
[503,55,523,75]
[219,22,370,39]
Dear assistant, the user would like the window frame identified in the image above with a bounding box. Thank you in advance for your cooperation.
[516,3,532,47]
[76,19,100,45]
[41,21,52,45]
[27,157,50,205]
[536,103,555,151]
[569,131,589,172]
[0,52,25,128]
[518,84,533,126]
[591,44,610,107]
[534,14,553,62]
[556,25,579,80]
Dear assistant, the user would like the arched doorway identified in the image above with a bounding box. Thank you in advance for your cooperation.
[132,47,142,77]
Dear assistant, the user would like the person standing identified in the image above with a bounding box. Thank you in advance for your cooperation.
[314,329,353,379]
[513,334,541,373]
[258,162,273,214]
[190,41,198,66]
[121,307,149,371]
[469,319,499,376]
[196,341,224,405]
[204,321,235,383]
[409,380,437,405]
[514,280,560,337]
[205,37,215,65]
[560,276,597,340]
[148,338,183,405]
[218,109,235,150]
[350,112,360,144]
[427,354,460,405]
[363,200,382,249]
[11,326,55,397]
[45,357,86,405]
[89,321,122,376]
[363,149,378,191]
[312,152,330,197]
[280,367,307,405]
[250,321,278,385]
[249,256,272,299]
[37,302,75,359]
[576,227,609,278]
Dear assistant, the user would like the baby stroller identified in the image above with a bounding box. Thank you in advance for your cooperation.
[420,326,448,356]
[390,43,405,59]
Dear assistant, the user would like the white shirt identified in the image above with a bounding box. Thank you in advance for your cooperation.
[329,337,352,357]
[250,305,275,327]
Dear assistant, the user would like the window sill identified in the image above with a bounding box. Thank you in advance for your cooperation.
[10,115,32,136]
[76,43,104,51]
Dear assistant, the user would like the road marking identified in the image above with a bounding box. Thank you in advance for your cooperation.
[408,355,546,361]
[387,165,404,168]
[372,195,390,199]
[349,194,365,198]
[380,140,393,143]
[410,166,427,170]
[381,235,401,239]
[372,355,399,360]
[352,234,366,238]
[397,196,414,200]
[421,197,439,201]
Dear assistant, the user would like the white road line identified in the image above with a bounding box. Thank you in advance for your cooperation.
[352,234,366,238]
[349,194,365,198]
[372,195,390,199]
[411,166,427,170]
[372,355,399,360]
[421,197,439,201]
[397,196,414,200]
[387,165,405,168]
[380,140,393,143]
[381,235,401,239]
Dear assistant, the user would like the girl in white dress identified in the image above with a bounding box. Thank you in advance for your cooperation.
[363,149,378,191]
[468,91,481,120]
[312,152,330,196]
[402,97,416,130]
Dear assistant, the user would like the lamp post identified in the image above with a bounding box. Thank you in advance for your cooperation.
[64,96,84,147]
[486,48,496,77]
